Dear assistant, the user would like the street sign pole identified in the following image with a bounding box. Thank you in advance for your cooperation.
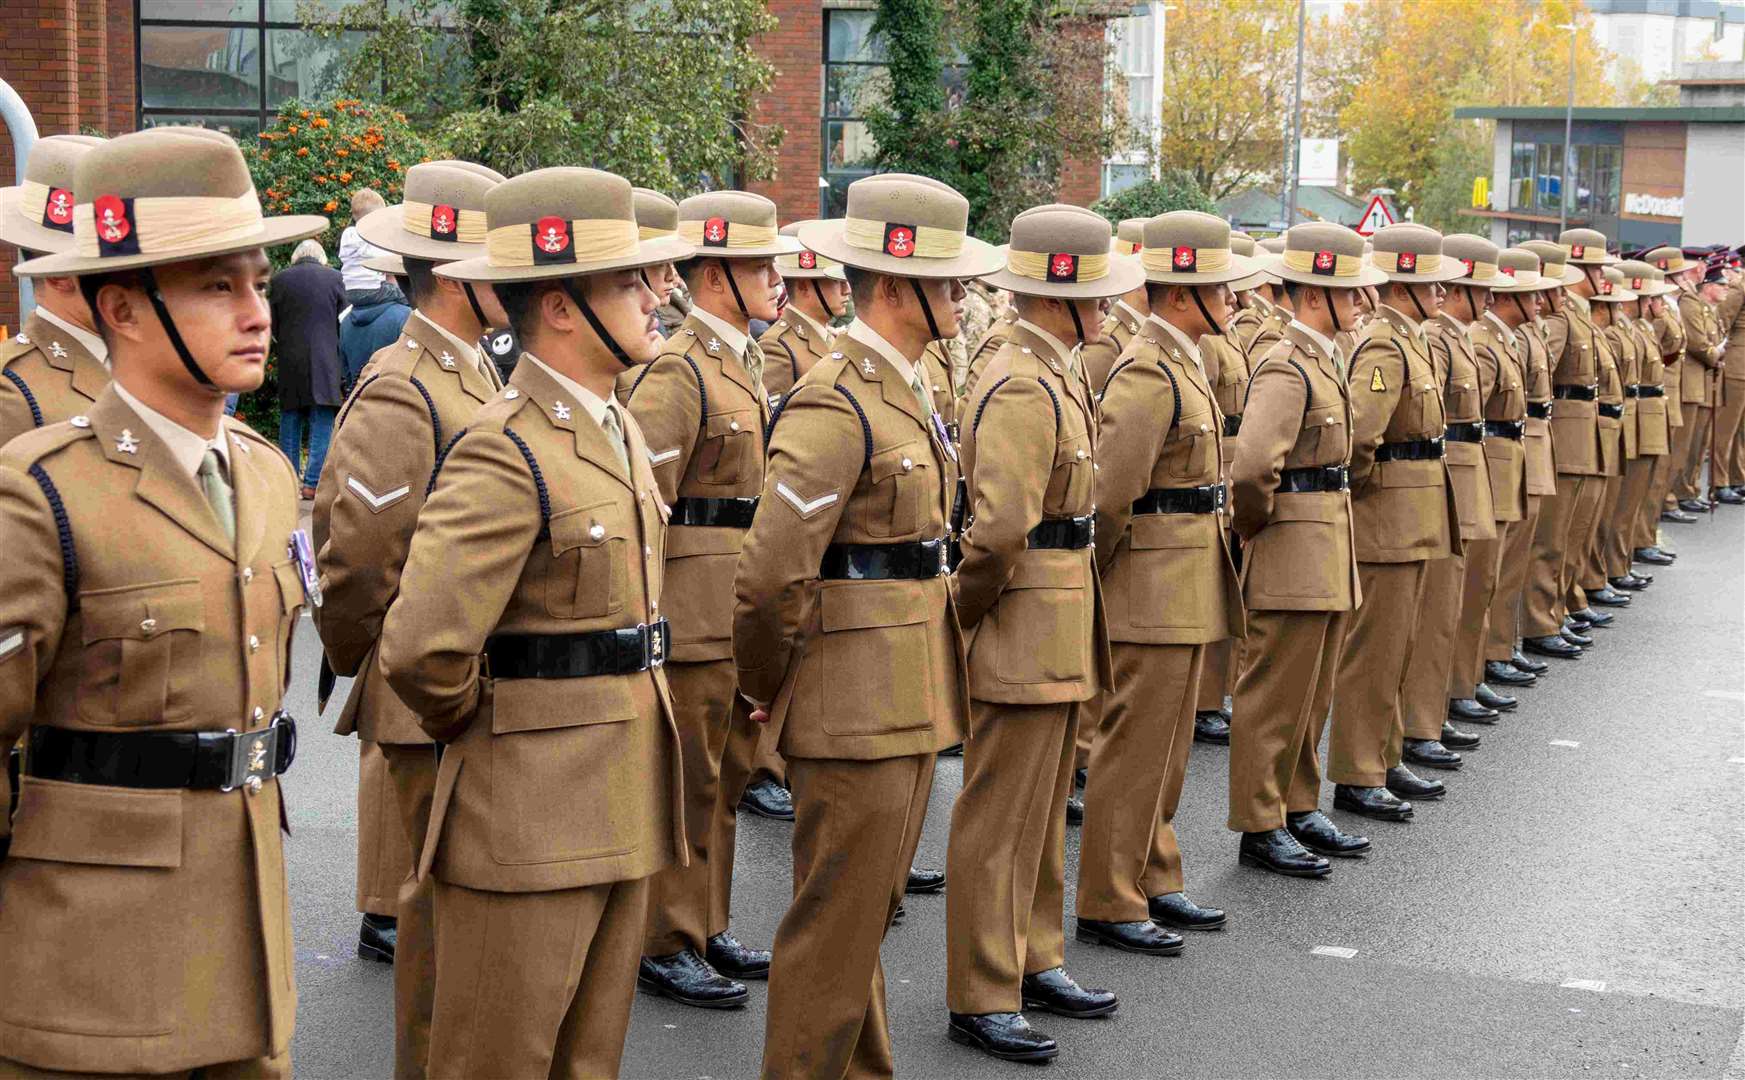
[1285,0,1307,226]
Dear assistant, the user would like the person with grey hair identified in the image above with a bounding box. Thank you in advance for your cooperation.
[270,234,347,496]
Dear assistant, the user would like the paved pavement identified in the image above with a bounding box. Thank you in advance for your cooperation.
[281,513,1745,1079]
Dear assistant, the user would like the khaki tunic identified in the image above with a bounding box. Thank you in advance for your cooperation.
[1080,303,1144,399]
[1544,302,1604,476]
[758,310,834,408]
[1603,321,1640,461]
[1632,317,1671,456]
[0,311,110,448]
[1594,321,1625,477]
[1230,295,1287,364]
[1424,312,1497,540]
[1678,289,1723,407]
[1521,320,1558,495]
[1658,304,1688,424]
[961,312,1018,405]
[1472,313,1527,522]
[0,391,303,1073]
[920,340,963,440]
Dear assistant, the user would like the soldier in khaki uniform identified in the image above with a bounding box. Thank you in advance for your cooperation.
[311,160,508,1077]
[962,293,1021,402]
[1330,223,1463,821]
[1558,260,1630,638]
[1230,257,1291,362]
[737,174,999,1080]
[1078,211,1249,945]
[1228,222,1381,877]
[0,127,326,1078]
[760,223,849,408]
[1714,257,1745,502]
[1079,217,1149,396]
[617,191,797,1007]
[1667,249,1724,511]
[1613,261,1675,585]
[377,167,691,1079]
[1595,264,1669,597]
[941,205,1133,1063]
[1644,246,1691,535]
[635,189,692,336]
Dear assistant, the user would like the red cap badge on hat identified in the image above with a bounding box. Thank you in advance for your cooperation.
[703,217,728,247]
[43,187,74,230]
[431,204,457,240]
[1500,266,1517,277]
[884,223,915,259]
[1047,253,1079,283]
[94,195,131,244]
[1397,251,1417,273]
[1656,257,1668,269]
[1599,279,1613,295]
[532,216,573,264]
[1460,258,1474,275]
[1631,277,1643,289]
[1571,244,1585,258]
[1173,246,1196,271]
[1312,250,1336,276]
[797,250,816,269]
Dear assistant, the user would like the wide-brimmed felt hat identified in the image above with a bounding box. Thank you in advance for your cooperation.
[634,188,679,241]
[776,221,846,281]
[797,173,1003,280]
[981,204,1144,300]
[1614,259,1676,298]
[1137,211,1260,287]
[13,127,327,278]
[362,251,407,277]
[0,134,106,255]
[1369,223,1465,284]
[1642,244,1697,278]
[1112,217,1146,257]
[1223,232,1270,292]
[1269,221,1388,289]
[677,190,802,259]
[1519,240,1584,286]
[433,167,695,284]
[355,160,506,263]
[1593,266,1637,302]
[1257,236,1285,254]
[1443,233,1510,288]
[1490,248,1559,294]
[1559,227,1617,266]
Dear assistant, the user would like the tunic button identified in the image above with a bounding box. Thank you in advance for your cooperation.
[245,776,263,795]
[1325,416,1336,425]
[589,524,606,541]
[242,567,254,583]
[1076,449,1088,460]
[729,420,741,432]
[253,706,265,722]
[645,545,653,558]
[902,458,913,471]
[140,618,157,634]
[1200,423,1210,433]
[248,635,260,653]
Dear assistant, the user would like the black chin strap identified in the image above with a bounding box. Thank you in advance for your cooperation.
[811,279,836,320]
[143,269,216,388]
[559,277,635,369]
[1325,288,1342,333]
[462,283,490,332]
[1066,299,1087,344]
[1190,287,1224,336]
[1464,287,1482,322]
[1513,294,1531,324]
[908,278,943,341]
[719,258,750,318]
[1405,285,1430,322]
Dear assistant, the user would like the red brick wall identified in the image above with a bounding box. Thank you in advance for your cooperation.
[0,0,134,331]
[748,0,824,223]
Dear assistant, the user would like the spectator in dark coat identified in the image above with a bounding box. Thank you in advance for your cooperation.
[270,238,347,498]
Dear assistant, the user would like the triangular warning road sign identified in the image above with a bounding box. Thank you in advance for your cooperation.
[1356,194,1396,237]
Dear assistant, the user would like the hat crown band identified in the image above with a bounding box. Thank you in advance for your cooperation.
[403,199,488,244]
[486,215,640,269]
[75,189,265,260]
[1007,247,1109,284]
[679,218,779,249]
[843,215,964,261]
[1140,244,1231,274]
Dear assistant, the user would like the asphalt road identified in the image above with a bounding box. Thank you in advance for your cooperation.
[281,511,1745,1080]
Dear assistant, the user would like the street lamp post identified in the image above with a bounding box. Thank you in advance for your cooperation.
[1285,0,1307,226]
[1558,21,1578,232]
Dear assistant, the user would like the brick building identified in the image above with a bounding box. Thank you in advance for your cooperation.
[1,0,1107,329]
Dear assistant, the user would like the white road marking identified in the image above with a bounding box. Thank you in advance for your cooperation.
[1702,690,1745,702]
[1549,740,1580,748]
[1311,945,1358,959]
[1561,979,1607,992]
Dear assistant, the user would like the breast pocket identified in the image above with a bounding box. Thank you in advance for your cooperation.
[76,579,206,727]
[1044,432,1093,515]
[863,441,932,538]
[1171,407,1218,480]
[1413,382,1444,433]
[695,408,758,486]
[544,502,628,619]
[1303,403,1346,460]
[1446,377,1481,420]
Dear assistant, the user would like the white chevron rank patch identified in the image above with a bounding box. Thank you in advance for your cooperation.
[775,481,838,518]
[346,475,411,513]
[0,627,23,663]
[647,447,682,467]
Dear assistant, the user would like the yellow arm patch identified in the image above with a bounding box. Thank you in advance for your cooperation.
[1369,367,1387,392]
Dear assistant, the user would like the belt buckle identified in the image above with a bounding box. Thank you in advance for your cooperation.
[641,622,666,669]
[222,720,280,794]
[937,540,949,575]
[1212,484,1227,510]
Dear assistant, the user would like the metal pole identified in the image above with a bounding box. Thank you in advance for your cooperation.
[1560,26,1576,232]
[1286,0,1307,225]
[0,78,38,314]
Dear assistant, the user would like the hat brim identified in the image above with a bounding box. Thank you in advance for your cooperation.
[433,233,697,284]
[12,214,329,277]
[1590,289,1637,302]
[1143,251,1263,287]
[355,203,488,262]
[1375,260,1467,285]
[0,186,79,255]
[363,252,407,276]
[778,263,848,282]
[1492,277,1564,294]
[980,253,1145,300]
[1569,253,1620,267]
[796,220,1005,280]
[1270,258,1389,289]
[684,236,806,260]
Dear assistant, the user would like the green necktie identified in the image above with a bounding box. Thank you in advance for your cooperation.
[908,364,935,416]
[744,338,767,394]
[600,404,629,472]
[198,449,236,543]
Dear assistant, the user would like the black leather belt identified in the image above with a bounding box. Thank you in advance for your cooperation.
[1027,515,1095,548]
[1445,422,1485,444]
[1375,437,1445,462]
[26,713,297,792]
[821,538,949,580]
[486,620,670,678]
[1484,420,1525,440]
[1278,466,1349,493]
[1623,384,1641,398]
[1223,414,1243,437]
[1598,402,1625,419]
[1553,384,1598,401]
[1527,401,1554,419]
[1133,484,1227,515]
[1638,385,1666,398]
[670,497,758,529]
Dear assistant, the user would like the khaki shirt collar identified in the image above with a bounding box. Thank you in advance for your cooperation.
[845,318,920,387]
[784,303,830,343]
[413,310,495,387]
[690,304,750,360]
[34,306,108,365]
[1114,299,1147,332]
[111,380,230,477]
[522,352,614,428]
[1287,318,1336,362]
[1013,318,1077,372]
[1147,313,1202,366]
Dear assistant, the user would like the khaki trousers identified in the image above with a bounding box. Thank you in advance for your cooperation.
[1640,450,1680,549]
[1671,401,1712,501]
[1524,473,1589,637]
[1078,644,1203,922]
[1486,498,1542,663]
[1450,536,1504,698]
[429,876,649,1080]
[1731,391,1745,486]
[748,721,788,788]
[1073,687,1102,774]
[1228,609,1349,833]
[1563,472,1611,612]
[0,1052,291,1079]
[945,701,1076,1013]
[1194,639,1232,715]
[1606,456,1655,580]
[358,738,415,917]
[762,755,933,1080]
[1401,553,1465,743]
[382,744,439,1080]
[1713,382,1745,487]
[1330,561,1430,787]
[644,659,747,956]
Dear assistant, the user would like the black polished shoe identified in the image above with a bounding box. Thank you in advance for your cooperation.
[1511,648,1549,674]
[1074,767,1087,790]
[939,742,964,757]
[1065,793,1084,826]
[738,778,795,821]
[1591,587,1631,607]
[1485,659,1535,686]
[1440,721,1481,749]
[1193,710,1231,745]
[1565,613,1593,632]
[1524,634,1582,659]
[1148,891,1227,931]
[1662,507,1698,524]
[1020,967,1120,1018]
[705,932,771,980]
[1386,764,1445,801]
[1609,575,1648,592]
[947,1012,1059,1063]
[1634,545,1676,565]
[1679,498,1711,514]
[1074,918,1184,955]
[1580,602,1622,622]
[1449,697,1501,724]
[1333,784,1413,821]
[1474,684,1518,712]
[1403,737,1463,770]
[1282,812,1368,860]
[1716,487,1745,505]
[906,866,947,894]
[638,949,749,1009]
[1560,625,1593,648]
[358,914,396,964]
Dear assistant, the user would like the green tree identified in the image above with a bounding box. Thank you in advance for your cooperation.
[1089,169,1215,224]
[864,0,957,184]
[297,0,782,193]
